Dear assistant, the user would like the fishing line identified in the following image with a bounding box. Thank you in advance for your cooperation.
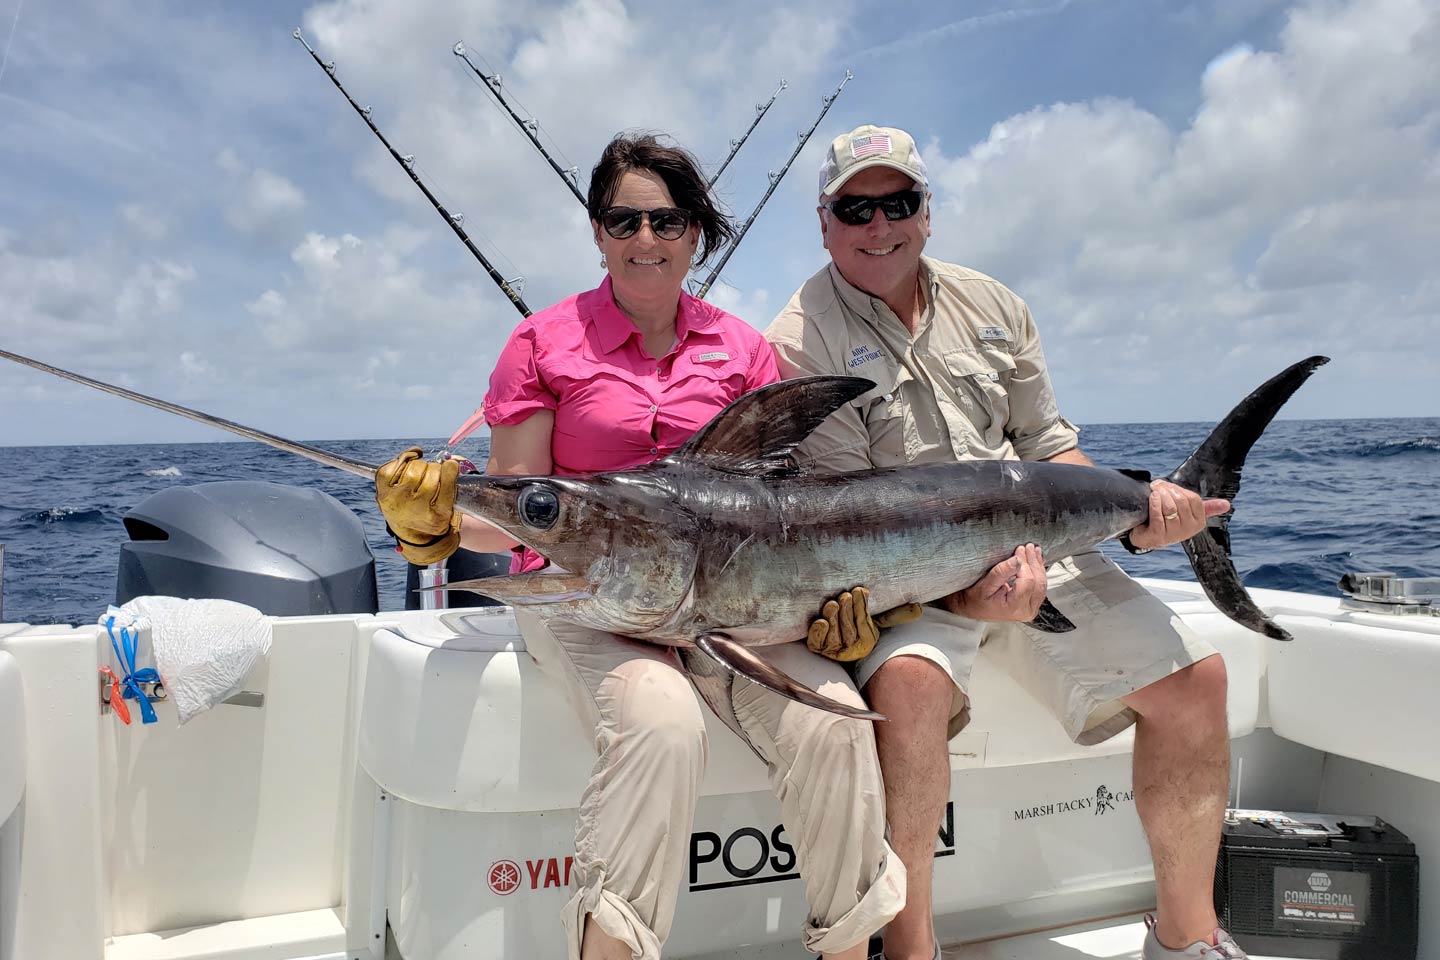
[455,65,583,198]
[0,0,24,91]
[459,45,581,180]
[410,156,526,284]
[453,39,586,204]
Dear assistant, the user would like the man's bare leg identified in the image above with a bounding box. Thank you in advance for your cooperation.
[1121,654,1230,949]
[866,656,955,960]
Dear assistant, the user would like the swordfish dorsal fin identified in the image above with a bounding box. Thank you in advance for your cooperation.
[671,376,875,476]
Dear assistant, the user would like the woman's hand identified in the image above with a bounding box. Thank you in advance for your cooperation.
[375,447,462,565]
[806,586,924,662]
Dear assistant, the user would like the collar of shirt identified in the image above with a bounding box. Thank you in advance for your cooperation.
[826,259,940,339]
[580,275,723,357]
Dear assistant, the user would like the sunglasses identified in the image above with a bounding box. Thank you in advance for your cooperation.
[822,188,925,226]
[599,206,693,241]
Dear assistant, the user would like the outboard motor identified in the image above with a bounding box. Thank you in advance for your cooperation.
[116,480,378,615]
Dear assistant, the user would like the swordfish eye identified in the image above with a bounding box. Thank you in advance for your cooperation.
[517,484,561,530]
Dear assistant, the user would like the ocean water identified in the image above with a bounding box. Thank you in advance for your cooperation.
[0,418,1436,626]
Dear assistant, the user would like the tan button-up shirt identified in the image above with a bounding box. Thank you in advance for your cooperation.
[765,257,1079,472]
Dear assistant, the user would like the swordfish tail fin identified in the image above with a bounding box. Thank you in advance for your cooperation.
[1166,356,1330,641]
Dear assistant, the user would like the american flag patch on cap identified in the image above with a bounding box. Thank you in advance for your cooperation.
[850,134,892,158]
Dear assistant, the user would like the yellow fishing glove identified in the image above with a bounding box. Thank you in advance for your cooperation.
[375,446,463,566]
[806,586,924,662]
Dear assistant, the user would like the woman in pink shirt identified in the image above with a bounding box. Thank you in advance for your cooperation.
[375,134,904,960]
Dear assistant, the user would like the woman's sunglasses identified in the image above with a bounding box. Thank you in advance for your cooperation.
[822,188,925,226]
[599,206,693,241]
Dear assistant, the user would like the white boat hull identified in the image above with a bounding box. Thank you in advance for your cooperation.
[1,581,1436,960]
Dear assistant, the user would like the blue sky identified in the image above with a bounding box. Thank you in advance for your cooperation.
[1,0,1435,445]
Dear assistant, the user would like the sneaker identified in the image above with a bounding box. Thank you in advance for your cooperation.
[1142,914,1248,958]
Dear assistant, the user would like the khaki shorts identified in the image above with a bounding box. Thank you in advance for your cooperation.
[853,550,1219,745]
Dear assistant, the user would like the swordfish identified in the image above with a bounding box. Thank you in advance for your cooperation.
[438,356,1328,723]
[0,348,1326,723]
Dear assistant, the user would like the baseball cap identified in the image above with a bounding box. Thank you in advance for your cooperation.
[818,124,929,197]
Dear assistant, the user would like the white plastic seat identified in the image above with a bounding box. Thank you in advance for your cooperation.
[357,609,770,813]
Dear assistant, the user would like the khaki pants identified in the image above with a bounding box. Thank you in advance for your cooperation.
[515,611,906,959]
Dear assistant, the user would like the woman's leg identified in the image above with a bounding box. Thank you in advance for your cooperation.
[518,612,709,960]
[731,643,906,958]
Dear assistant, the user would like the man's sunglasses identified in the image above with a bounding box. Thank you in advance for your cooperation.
[822,188,925,227]
[599,206,693,241]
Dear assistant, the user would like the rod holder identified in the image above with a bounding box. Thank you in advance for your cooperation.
[100,674,265,714]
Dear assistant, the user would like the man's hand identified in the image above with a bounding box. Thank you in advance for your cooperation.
[375,446,463,565]
[1126,480,1231,551]
[807,586,924,662]
[942,544,1047,622]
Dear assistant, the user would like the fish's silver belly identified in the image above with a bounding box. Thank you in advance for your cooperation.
[686,502,1142,645]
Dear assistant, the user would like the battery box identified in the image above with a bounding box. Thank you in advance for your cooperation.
[1214,809,1419,960]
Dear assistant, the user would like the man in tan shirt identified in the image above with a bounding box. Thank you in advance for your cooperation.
[765,126,1246,960]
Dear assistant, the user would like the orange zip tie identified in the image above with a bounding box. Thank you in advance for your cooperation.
[100,666,131,725]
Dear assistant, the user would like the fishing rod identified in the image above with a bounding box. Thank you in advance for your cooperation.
[694,70,852,300]
[0,349,378,479]
[708,79,787,188]
[452,42,586,206]
[293,28,532,318]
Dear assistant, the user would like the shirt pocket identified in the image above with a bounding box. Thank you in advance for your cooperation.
[673,352,750,396]
[943,348,1018,446]
[848,371,914,467]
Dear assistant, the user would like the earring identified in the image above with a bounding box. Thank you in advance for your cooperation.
[599,253,608,268]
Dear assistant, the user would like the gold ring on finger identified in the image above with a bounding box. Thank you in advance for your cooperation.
[1163,512,1180,520]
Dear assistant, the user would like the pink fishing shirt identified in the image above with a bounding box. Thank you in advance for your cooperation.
[483,275,781,572]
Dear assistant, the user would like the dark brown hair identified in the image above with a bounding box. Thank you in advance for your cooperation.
[587,131,735,265]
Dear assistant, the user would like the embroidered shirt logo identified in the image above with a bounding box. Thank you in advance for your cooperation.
[978,326,1009,342]
[847,344,884,369]
[696,351,730,362]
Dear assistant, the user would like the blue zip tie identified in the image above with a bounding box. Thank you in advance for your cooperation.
[105,615,158,725]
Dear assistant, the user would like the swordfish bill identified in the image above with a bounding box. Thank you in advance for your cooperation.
[0,348,1328,720]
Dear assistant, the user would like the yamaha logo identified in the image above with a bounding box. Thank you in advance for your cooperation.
[484,855,575,895]
[1308,871,1333,892]
[488,860,522,895]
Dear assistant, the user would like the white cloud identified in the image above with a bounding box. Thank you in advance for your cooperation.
[119,203,169,241]
[924,0,1439,418]
[115,261,197,325]
[216,153,308,235]
[705,282,773,333]
[214,147,245,177]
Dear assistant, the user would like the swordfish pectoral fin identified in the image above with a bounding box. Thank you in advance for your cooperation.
[692,634,886,722]
[1027,597,1077,633]
[432,572,595,605]
[677,646,767,762]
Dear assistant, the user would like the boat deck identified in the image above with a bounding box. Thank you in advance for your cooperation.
[957,913,1305,959]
